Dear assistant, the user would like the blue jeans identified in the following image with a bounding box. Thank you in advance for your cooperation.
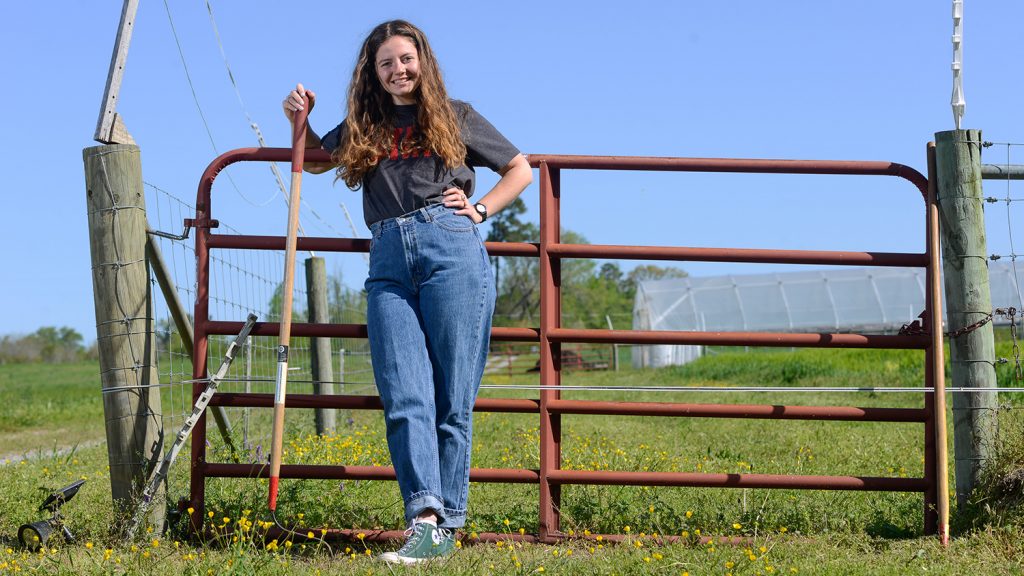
[366,203,496,529]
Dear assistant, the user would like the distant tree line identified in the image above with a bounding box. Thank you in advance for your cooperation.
[0,326,95,364]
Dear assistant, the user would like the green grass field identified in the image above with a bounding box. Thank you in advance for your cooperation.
[1,343,1023,575]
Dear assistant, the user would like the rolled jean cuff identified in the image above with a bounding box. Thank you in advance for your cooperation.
[405,491,446,527]
[438,507,468,529]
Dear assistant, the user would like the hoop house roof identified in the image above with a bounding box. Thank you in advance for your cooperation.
[632,263,1024,367]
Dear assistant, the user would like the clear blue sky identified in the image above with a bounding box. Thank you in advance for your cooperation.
[2,1,1022,341]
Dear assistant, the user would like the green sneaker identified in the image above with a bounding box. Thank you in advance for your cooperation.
[378,521,455,564]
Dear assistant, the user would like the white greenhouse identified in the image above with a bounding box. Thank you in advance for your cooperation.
[632,262,1024,368]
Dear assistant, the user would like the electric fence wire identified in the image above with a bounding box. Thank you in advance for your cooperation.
[172,377,1024,395]
[160,0,280,209]
[204,0,349,242]
[1002,143,1024,313]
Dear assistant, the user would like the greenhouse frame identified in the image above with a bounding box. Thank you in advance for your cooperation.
[632,262,1024,367]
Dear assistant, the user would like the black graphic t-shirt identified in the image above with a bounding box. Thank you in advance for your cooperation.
[320,100,520,227]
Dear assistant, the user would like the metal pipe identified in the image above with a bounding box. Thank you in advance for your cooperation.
[208,233,540,258]
[547,243,926,267]
[204,463,540,484]
[546,400,926,422]
[537,161,562,543]
[207,393,926,422]
[203,320,539,342]
[981,163,1024,180]
[525,154,928,200]
[203,464,926,493]
[546,470,928,491]
[210,393,540,414]
[549,328,928,349]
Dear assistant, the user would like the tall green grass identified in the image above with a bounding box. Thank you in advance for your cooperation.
[1,343,1023,574]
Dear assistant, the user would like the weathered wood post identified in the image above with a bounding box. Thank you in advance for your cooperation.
[83,144,164,531]
[305,256,336,434]
[934,129,999,508]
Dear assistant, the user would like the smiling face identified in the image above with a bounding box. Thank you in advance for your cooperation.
[375,35,420,105]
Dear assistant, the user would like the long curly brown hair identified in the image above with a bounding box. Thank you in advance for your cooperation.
[333,20,466,189]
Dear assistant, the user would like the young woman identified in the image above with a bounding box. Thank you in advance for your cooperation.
[282,20,532,564]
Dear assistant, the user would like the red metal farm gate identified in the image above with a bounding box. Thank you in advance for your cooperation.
[186,145,947,543]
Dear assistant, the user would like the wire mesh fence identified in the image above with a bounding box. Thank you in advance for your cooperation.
[980,140,1024,453]
[144,183,375,471]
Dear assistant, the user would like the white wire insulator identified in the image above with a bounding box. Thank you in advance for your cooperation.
[951,0,965,129]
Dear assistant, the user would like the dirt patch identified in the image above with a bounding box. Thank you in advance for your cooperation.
[0,427,103,464]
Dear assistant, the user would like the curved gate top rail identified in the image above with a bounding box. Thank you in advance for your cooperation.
[193,149,928,211]
[187,147,944,544]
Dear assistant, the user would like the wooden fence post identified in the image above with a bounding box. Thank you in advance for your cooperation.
[305,256,335,435]
[83,144,164,531]
[935,129,999,508]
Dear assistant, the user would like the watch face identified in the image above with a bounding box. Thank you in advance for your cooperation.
[475,204,487,216]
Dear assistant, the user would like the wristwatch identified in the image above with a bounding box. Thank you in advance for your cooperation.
[473,202,488,222]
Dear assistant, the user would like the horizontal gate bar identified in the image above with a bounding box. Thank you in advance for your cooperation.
[207,230,929,266]
[548,243,927,267]
[209,393,925,423]
[211,393,539,413]
[527,154,928,200]
[206,233,926,268]
[203,321,928,349]
[546,399,927,422]
[203,463,924,492]
[203,463,540,484]
[203,320,539,342]
[546,470,928,492]
[208,233,539,257]
[549,328,930,349]
[195,150,928,206]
